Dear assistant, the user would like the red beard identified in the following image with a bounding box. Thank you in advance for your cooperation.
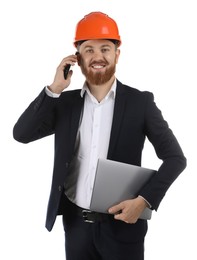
[80,58,116,85]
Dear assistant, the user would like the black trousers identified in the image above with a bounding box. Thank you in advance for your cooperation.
[62,198,148,260]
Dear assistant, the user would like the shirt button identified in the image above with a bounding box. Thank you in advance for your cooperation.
[58,185,62,192]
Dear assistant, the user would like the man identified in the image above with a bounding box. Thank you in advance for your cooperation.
[13,12,186,260]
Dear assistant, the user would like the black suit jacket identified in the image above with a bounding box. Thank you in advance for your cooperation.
[13,80,186,231]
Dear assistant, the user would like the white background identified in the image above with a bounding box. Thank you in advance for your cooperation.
[0,0,196,259]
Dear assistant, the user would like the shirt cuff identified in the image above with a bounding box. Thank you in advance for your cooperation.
[138,195,152,209]
[45,86,61,98]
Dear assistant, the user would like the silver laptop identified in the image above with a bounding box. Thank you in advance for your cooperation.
[90,159,156,220]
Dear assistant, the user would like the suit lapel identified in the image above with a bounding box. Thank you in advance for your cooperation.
[69,92,85,152]
[68,83,126,160]
[107,81,126,159]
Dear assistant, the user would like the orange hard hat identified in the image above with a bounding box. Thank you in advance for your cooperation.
[74,12,121,47]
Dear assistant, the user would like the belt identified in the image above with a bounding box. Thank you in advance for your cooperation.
[75,206,110,223]
[64,196,110,223]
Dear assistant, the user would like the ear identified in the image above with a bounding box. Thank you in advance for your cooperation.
[76,52,81,66]
[115,49,120,64]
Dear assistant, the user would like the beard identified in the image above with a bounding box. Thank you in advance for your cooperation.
[80,58,116,85]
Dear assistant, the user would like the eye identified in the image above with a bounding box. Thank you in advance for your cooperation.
[101,48,110,53]
[85,48,94,53]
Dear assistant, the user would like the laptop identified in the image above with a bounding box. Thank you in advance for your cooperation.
[90,159,156,220]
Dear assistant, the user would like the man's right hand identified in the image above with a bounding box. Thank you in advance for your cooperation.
[49,54,78,94]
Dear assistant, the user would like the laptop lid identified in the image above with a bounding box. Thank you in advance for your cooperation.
[90,159,156,220]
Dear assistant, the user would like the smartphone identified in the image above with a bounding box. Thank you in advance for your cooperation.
[63,64,71,79]
[63,52,79,80]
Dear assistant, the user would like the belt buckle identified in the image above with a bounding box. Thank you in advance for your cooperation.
[82,210,95,223]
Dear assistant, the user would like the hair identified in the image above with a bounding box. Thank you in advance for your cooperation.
[76,39,120,51]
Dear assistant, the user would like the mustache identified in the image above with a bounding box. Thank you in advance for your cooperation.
[89,60,109,67]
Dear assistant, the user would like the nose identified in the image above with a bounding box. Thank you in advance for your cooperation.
[92,50,104,60]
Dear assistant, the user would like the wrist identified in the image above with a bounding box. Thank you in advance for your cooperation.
[45,86,61,98]
[137,196,148,208]
[137,195,151,209]
[48,84,63,95]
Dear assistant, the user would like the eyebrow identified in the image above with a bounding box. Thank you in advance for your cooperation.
[84,44,112,49]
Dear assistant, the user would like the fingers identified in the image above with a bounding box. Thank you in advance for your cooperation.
[114,209,138,224]
[108,200,139,224]
[56,55,78,79]
[108,202,129,222]
[66,69,73,80]
[114,212,129,223]
[60,54,78,69]
[108,202,123,215]
[49,54,78,94]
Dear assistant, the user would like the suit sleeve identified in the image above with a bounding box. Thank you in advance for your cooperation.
[140,92,187,210]
[13,88,58,143]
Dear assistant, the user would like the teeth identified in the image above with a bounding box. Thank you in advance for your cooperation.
[92,65,104,69]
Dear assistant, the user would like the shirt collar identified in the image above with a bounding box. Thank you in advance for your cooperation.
[80,79,117,101]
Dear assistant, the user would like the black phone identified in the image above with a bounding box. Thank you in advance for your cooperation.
[63,64,71,79]
[63,52,79,80]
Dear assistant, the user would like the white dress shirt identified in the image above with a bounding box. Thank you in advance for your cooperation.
[45,81,151,209]
[64,81,116,209]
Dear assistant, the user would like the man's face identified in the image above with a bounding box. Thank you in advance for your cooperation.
[78,39,120,85]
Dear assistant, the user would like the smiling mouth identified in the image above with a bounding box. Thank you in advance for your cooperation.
[91,64,106,69]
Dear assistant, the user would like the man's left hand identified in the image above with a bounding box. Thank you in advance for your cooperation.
[108,197,148,224]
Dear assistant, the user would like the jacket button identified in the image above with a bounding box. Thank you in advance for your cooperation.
[58,185,62,192]
[65,162,69,168]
